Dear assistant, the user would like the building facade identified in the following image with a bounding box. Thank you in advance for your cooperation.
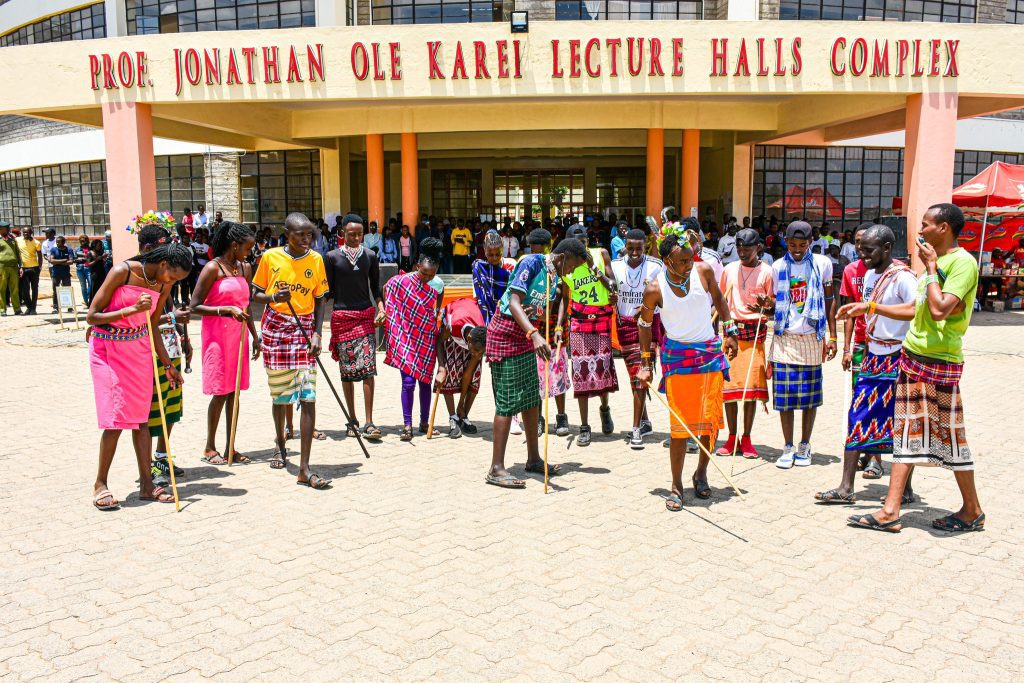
[0,0,1022,256]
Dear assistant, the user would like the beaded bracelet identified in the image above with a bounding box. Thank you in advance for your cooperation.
[723,320,739,337]
[637,318,653,328]
[524,327,538,339]
[867,300,877,315]
[921,274,939,287]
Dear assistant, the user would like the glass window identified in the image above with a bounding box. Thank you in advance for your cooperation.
[1,3,106,46]
[1010,0,1024,22]
[779,0,975,20]
[557,0,701,18]
[239,149,321,227]
[125,0,314,33]
[431,170,482,219]
[371,0,505,23]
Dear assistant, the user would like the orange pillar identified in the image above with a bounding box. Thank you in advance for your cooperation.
[902,93,958,270]
[102,102,157,261]
[401,132,419,234]
[681,129,700,222]
[366,133,385,230]
[645,128,664,222]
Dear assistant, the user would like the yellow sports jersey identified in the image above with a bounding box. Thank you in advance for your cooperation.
[253,246,328,316]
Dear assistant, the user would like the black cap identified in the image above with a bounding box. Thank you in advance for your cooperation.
[566,224,588,238]
[736,228,760,247]
[785,220,813,241]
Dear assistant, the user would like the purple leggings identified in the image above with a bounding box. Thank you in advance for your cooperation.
[401,372,431,426]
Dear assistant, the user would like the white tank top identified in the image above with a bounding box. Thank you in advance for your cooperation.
[658,269,716,343]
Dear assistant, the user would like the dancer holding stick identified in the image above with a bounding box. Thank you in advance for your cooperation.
[252,213,332,489]
[542,269,551,493]
[635,224,738,511]
[483,231,585,489]
[87,241,192,511]
[146,308,181,511]
[434,298,487,439]
[716,229,774,462]
[189,222,260,466]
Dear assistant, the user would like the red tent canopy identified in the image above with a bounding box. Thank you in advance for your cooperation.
[767,186,844,218]
[951,161,1024,211]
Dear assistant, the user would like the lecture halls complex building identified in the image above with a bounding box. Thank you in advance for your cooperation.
[0,0,1023,258]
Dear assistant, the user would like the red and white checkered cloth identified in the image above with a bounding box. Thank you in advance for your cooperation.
[261,307,314,370]
[384,272,438,384]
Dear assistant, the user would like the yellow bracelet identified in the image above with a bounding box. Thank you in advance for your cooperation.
[524,327,538,339]
[868,301,877,315]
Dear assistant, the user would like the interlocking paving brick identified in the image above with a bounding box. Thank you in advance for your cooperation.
[1,304,1023,679]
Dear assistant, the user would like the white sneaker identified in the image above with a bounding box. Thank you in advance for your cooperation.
[776,444,796,469]
[510,415,524,435]
[795,442,812,467]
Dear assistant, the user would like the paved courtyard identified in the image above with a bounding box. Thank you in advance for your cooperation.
[1,289,1023,681]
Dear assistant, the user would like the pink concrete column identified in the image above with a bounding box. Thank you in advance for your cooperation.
[102,102,157,261]
[681,129,700,221]
[645,128,664,222]
[366,133,385,231]
[902,92,958,270]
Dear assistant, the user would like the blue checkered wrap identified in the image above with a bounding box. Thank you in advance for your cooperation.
[772,362,823,411]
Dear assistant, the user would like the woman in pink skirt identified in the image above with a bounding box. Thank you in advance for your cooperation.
[88,242,193,511]
[189,222,260,465]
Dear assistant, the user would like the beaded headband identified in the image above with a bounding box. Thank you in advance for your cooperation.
[126,210,176,236]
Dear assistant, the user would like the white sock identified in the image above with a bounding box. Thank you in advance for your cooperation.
[155,451,167,460]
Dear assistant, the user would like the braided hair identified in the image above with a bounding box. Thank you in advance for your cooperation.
[211,221,255,258]
[129,242,194,272]
[137,224,169,250]
[418,237,443,269]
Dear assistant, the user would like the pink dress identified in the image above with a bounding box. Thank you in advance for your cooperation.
[201,275,250,396]
[89,284,158,430]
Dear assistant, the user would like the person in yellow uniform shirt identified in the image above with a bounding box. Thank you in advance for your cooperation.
[451,222,474,274]
[0,221,22,316]
[16,226,41,314]
[252,213,331,490]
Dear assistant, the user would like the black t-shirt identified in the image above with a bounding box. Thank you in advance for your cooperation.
[324,247,381,311]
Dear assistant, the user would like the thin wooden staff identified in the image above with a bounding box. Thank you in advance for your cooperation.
[145,312,181,512]
[543,270,552,493]
[227,319,246,465]
[426,307,444,440]
[643,380,745,500]
[730,308,765,477]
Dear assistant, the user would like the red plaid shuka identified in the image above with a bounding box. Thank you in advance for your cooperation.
[330,307,376,361]
[736,319,769,344]
[569,302,615,335]
[618,314,664,349]
[486,312,534,363]
[262,308,314,370]
[899,350,963,387]
[384,272,438,384]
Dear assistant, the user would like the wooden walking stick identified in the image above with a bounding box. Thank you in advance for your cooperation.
[145,313,181,512]
[644,380,746,500]
[227,321,246,465]
[426,308,444,440]
[730,309,765,477]
[543,270,552,493]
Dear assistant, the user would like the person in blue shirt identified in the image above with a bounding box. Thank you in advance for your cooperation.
[48,236,73,308]
[610,220,628,260]
[73,234,92,305]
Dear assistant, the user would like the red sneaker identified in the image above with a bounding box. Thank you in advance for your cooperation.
[740,436,759,459]
[715,434,737,456]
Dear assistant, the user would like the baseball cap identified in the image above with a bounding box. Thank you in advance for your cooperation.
[785,221,813,241]
[0,220,10,228]
[566,224,588,238]
[736,228,760,246]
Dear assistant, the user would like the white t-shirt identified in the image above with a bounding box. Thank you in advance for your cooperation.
[717,234,739,264]
[862,266,917,355]
[772,253,833,336]
[699,248,724,284]
[810,238,830,255]
[502,236,519,258]
[610,256,664,318]
[841,241,858,262]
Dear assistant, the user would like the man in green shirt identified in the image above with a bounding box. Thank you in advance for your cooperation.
[848,203,984,534]
[0,221,22,316]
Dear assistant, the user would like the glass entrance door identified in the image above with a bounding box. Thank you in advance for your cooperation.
[494,169,585,223]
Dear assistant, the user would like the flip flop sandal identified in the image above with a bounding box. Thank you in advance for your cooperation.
[93,489,120,511]
[362,423,383,441]
[932,513,985,533]
[692,478,712,500]
[201,452,228,465]
[269,450,288,469]
[312,430,328,441]
[847,514,902,533]
[139,486,175,503]
[665,493,683,512]
[485,472,526,489]
[297,473,331,490]
[863,461,884,479]
[400,426,414,442]
[230,452,251,464]
[525,461,562,476]
[815,488,857,504]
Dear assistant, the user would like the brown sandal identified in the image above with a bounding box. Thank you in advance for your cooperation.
[297,473,331,490]
[139,486,174,503]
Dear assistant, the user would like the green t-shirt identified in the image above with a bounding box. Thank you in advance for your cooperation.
[903,248,978,364]
[0,236,19,268]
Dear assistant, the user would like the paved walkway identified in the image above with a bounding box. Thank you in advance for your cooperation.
[1,301,1023,680]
